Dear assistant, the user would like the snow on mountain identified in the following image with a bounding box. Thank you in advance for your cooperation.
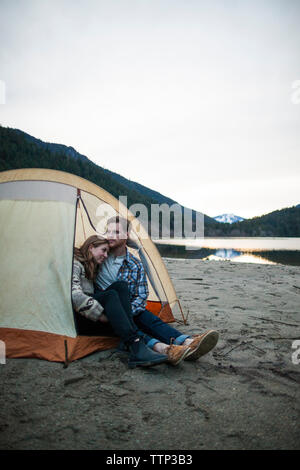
[213,213,245,224]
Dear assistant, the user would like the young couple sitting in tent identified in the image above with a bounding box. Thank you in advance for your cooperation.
[72,216,219,368]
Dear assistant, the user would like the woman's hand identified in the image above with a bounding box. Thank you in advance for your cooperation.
[99,314,109,324]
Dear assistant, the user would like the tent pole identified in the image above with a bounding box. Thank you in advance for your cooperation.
[78,199,87,241]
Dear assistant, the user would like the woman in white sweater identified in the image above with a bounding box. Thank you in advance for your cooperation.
[72,235,109,325]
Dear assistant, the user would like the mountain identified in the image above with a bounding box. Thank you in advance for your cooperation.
[1,125,299,237]
[5,128,188,208]
[0,125,215,235]
[206,205,300,237]
[0,125,155,211]
[103,168,179,208]
[214,213,245,224]
[14,128,90,162]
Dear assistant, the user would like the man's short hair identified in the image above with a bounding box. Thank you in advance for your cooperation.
[107,215,131,233]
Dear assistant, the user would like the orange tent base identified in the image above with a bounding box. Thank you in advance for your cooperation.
[0,327,120,363]
[0,302,175,363]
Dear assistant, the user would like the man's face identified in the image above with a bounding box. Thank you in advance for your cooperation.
[106,222,128,249]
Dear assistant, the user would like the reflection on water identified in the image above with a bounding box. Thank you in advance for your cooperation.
[203,249,277,265]
[155,243,300,266]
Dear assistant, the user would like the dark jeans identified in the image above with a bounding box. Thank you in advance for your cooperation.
[76,281,189,348]
[94,281,146,345]
[75,281,152,345]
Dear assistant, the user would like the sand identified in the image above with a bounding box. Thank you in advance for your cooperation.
[1,258,300,450]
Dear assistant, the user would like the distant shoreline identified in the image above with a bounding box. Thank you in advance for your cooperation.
[154,237,300,251]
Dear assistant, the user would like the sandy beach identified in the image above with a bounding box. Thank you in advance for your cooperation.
[1,258,300,450]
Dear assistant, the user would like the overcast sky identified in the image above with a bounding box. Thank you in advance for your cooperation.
[1,0,299,219]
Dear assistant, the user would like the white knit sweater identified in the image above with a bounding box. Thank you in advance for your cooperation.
[71,259,104,321]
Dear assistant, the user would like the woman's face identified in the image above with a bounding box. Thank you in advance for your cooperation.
[89,243,109,264]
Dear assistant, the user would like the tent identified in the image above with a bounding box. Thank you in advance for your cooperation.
[0,168,184,364]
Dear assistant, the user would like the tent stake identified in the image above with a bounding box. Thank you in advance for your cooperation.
[178,300,188,325]
[63,340,69,368]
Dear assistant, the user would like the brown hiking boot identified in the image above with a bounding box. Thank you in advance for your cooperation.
[184,330,219,361]
[166,344,192,366]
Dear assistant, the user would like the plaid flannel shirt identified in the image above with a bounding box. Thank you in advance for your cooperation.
[117,249,149,315]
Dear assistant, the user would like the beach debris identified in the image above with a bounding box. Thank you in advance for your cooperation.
[216,340,249,358]
[64,375,87,386]
[250,316,300,328]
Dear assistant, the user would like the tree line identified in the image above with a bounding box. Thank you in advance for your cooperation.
[1,125,299,237]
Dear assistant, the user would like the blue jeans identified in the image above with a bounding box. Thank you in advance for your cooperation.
[133,308,189,349]
[94,281,189,349]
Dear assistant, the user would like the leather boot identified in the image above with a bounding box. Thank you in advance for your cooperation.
[128,338,168,368]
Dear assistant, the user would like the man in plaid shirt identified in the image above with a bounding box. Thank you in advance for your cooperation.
[95,216,219,362]
[117,248,149,316]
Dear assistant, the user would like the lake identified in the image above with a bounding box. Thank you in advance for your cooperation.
[154,237,300,266]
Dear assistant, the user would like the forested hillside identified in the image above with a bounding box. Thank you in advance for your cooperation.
[1,125,299,236]
[0,126,162,210]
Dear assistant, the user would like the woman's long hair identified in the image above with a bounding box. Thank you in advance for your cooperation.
[74,235,109,280]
